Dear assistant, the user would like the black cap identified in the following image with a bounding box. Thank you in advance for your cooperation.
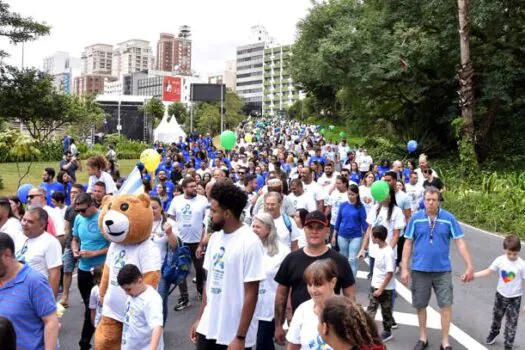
[304,210,329,227]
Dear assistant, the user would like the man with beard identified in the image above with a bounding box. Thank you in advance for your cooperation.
[90,181,106,209]
[40,167,64,207]
[167,177,208,310]
[155,170,175,197]
[190,180,264,350]
[317,161,340,192]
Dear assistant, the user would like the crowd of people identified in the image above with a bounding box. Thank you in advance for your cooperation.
[0,116,524,350]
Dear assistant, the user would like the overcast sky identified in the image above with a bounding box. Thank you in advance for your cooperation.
[2,0,312,77]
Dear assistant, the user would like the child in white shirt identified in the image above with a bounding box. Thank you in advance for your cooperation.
[89,265,103,327]
[118,264,164,350]
[473,234,525,350]
[366,225,395,343]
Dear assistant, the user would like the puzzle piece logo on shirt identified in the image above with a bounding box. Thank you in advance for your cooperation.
[501,270,516,283]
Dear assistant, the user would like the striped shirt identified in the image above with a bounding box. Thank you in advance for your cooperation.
[0,264,57,350]
[404,208,464,272]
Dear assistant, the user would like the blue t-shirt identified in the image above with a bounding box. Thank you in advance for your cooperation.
[73,211,110,271]
[350,171,361,184]
[40,182,65,207]
[0,264,57,350]
[404,209,464,272]
[335,202,368,239]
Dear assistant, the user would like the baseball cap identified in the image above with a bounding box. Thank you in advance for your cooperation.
[304,210,329,227]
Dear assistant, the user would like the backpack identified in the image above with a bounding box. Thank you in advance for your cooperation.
[161,237,192,294]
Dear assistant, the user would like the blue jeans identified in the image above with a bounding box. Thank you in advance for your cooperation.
[337,236,362,277]
[157,277,174,326]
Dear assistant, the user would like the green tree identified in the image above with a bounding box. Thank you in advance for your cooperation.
[223,90,245,131]
[196,103,221,134]
[0,1,50,59]
[167,102,188,125]
[194,90,245,134]
[0,66,80,143]
[65,94,105,141]
[140,97,165,141]
[0,128,40,187]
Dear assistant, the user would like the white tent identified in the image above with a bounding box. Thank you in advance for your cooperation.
[153,110,186,143]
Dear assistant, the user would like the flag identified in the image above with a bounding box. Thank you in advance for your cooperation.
[117,166,144,195]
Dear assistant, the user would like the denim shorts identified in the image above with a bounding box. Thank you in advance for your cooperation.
[411,271,453,309]
[62,247,77,273]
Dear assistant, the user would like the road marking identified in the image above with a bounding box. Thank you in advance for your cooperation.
[459,222,525,244]
[357,270,488,350]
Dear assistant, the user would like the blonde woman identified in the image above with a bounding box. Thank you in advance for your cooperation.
[252,212,290,350]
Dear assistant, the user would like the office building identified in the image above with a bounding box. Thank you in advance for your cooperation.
[155,26,192,75]
[42,52,81,94]
[74,74,113,96]
[81,43,113,75]
[112,39,153,79]
[209,60,236,90]
[262,44,299,117]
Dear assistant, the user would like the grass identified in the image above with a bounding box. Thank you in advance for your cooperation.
[0,159,138,196]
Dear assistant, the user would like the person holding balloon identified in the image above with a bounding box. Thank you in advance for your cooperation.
[358,181,405,283]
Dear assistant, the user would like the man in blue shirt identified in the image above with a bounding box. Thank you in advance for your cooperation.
[0,232,59,350]
[401,187,474,350]
[40,167,64,207]
[72,193,110,350]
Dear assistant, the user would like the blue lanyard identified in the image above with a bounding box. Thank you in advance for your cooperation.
[427,209,440,244]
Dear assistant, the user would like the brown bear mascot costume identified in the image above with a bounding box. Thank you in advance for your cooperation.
[94,193,161,349]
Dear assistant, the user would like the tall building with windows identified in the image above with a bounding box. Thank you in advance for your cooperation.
[262,44,299,117]
[155,26,192,75]
[111,39,153,79]
[81,43,113,75]
[42,51,81,95]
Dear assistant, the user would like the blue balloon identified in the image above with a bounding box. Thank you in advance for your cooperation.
[407,140,418,153]
[17,184,33,204]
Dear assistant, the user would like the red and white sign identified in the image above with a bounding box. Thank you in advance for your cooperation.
[162,76,181,102]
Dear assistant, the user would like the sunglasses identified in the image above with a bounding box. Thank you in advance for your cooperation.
[27,194,42,200]
[75,207,90,213]
[238,172,245,175]
[423,169,432,174]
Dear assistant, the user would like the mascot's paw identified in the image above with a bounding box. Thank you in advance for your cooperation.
[95,316,123,350]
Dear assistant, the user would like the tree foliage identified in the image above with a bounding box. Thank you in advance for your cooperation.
[0,128,40,187]
[0,1,50,59]
[167,102,188,125]
[142,97,165,126]
[195,90,245,134]
[0,66,103,144]
[292,0,525,164]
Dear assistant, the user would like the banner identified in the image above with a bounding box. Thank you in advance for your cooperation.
[162,76,181,102]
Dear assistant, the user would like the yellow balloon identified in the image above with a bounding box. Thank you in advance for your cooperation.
[140,149,161,173]
[245,134,253,143]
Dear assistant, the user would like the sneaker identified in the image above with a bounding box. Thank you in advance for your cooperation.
[391,320,398,329]
[174,298,190,311]
[414,340,429,350]
[440,345,452,350]
[486,331,499,345]
[380,331,393,342]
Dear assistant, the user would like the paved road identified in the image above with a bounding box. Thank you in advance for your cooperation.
[59,224,524,349]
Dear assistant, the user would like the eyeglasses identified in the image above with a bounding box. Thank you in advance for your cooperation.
[423,169,432,174]
[27,194,42,200]
[75,207,89,213]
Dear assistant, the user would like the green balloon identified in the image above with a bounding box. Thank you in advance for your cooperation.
[339,131,347,138]
[220,130,237,150]
[371,180,390,202]
[320,128,326,135]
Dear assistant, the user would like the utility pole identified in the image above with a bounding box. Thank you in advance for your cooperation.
[220,84,224,133]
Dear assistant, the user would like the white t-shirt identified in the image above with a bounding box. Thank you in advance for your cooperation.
[256,242,290,321]
[122,286,164,350]
[103,239,161,322]
[87,171,118,194]
[46,206,66,237]
[288,192,317,213]
[366,204,405,259]
[150,219,170,260]
[359,185,375,215]
[405,183,425,213]
[371,246,396,290]
[273,215,301,248]
[89,285,103,327]
[0,217,22,241]
[167,194,208,244]
[327,190,349,225]
[197,225,265,347]
[302,181,327,204]
[286,299,332,350]
[358,155,373,172]
[14,232,62,278]
[489,255,525,298]
[317,173,340,191]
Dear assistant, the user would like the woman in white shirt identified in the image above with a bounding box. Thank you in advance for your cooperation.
[359,171,376,215]
[150,197,178,326]
[286,259,337,350]
[252,212,290,350]
[86,155,118,194]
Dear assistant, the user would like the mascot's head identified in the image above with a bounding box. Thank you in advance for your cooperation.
[98,194,153,244]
